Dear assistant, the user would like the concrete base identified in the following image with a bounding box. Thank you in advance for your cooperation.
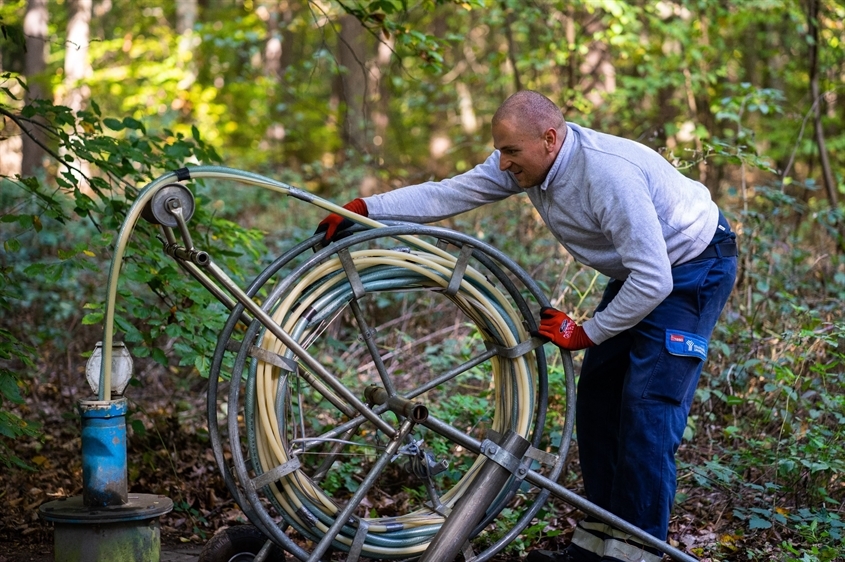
[39,494,173,562]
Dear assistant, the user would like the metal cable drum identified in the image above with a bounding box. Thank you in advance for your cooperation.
[207,224,569,560]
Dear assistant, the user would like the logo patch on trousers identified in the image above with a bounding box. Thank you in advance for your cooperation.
[665,329,708,361]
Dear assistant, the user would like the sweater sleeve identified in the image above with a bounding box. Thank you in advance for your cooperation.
[364,151,521,222]
[580,164,674,344]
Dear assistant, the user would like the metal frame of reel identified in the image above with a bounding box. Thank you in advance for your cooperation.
[96,166,699,562]
[206,223,576,562]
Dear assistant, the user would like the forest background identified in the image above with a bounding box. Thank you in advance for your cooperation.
[1,0,844,561]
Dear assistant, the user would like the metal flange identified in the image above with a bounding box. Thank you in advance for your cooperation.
[39,493,173,524]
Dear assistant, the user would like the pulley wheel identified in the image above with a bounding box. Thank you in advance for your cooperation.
[141,183,196,227]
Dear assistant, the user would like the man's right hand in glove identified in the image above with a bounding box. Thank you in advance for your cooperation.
[534,307,595,351]
[315,198,368,243]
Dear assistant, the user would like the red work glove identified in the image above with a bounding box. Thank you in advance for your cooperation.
[315,198,368,243]
[535,307,595,350]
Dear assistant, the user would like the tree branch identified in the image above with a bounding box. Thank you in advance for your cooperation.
[0,106,87,181]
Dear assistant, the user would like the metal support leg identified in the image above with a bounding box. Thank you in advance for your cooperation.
[420,430,531,562]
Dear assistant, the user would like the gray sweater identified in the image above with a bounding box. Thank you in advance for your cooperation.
[364,123,719,344]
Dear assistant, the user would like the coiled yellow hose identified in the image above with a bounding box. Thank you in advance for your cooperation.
[251,246,537,557]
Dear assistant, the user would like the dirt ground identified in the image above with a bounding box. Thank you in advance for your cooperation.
[0,374,538,561]
[1,372,245,562]
[1,368,723,562]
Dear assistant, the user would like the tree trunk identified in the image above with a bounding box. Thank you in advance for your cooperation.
[336,14,369,152]
[501,1,522,93]
[369,34,393,161]
[62,0,93,184]
[565,6,577,93]
[455,82,478,136]
[579,15,615,109]
[63,0,93,115]
[259,0,282,77]
[176,0,196,35]
[21,0,49,176]
[806,0,838,207]
[258,2,298,78]
[175,0,197,89]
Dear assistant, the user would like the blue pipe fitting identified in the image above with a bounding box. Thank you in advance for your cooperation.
[38,397,173,561]
[79,398,128,507]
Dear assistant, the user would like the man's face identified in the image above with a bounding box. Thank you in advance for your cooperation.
[492,118,559,189]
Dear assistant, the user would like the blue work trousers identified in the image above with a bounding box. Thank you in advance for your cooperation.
[576,234,737,541]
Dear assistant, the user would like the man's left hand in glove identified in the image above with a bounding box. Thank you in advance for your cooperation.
[314,198,368,243]
[534,307,595,350]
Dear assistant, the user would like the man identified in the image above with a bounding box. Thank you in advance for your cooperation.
[317,91,737,562]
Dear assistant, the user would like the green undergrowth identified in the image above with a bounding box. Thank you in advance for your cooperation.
[2,91,844,560]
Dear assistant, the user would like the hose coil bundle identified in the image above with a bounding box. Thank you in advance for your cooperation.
[244,241,538,557]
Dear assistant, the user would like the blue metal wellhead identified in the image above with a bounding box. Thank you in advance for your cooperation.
[39,396,173,561]
[80,398,129,507]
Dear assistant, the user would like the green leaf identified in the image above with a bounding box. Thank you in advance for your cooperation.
[114,315,144,343]
[749,516,772,530]
[164,323,182,339]
[0,374,24,404]
[103,118,124,131]
[129,418,147,436]
[122,117,145,133]
[82,312,104,325]
[194,354,209,375]
[0,422,16,438]
[151,347,168,366]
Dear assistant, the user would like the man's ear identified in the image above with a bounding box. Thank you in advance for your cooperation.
[543,128,558,151]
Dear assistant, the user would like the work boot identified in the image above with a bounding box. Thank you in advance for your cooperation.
[525,543,602,562]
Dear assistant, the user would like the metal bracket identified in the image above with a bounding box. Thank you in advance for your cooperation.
[425,499,452,519]
[484,337,545,359]
[479,439,528,480]
[337,248,366,300]
[357,327,378,343]
[445,244,474,297]
[524,446,559,468]
[248,457,301,491]
[461,540,475,560]
[225,341,298,372]
[347,519,369,562]
[486,429,558,467]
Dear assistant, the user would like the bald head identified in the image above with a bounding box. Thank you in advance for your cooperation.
[491,91,566,189]
[492,91,565,137]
